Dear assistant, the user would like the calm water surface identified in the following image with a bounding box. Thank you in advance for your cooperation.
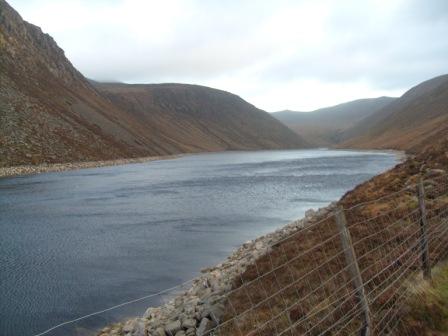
[0,150,399,336]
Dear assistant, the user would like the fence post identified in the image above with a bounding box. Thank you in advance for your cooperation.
[417,178,431,280]
[335,206,371,336]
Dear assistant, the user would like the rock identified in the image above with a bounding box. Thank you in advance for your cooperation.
[174,297,184,306]
[96,201,343,336]
[122,319,146,336]
[426,168,446,177]
[201,300,225,323]
[132,320,146,336]
[123,320,136,333]
[186,328,196,336]
[111,328,121,334]
[144,307,158,319]
[195,286,212,298]
[165,320,182,335]
[196,318,214,336]
[183,296,200,315]
[305,209,316,219]
[182,318,197,329]
[155,327,166,336]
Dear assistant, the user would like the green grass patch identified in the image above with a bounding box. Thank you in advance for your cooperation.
[403,263,448,334]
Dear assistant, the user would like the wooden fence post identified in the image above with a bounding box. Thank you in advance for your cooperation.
[335,206,371,336]
[417,178,431,280]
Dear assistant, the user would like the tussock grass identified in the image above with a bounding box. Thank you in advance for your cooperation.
[398,262,448,335]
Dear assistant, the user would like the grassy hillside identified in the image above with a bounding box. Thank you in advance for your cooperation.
[397,262,448,335]
[0,0,308,168]
[272,97,395,146]
[340,74,448,152]
[94,82,309,154]
[273,74,448,152]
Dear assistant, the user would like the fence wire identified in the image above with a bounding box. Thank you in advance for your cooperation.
[205,174,448,336]
[33,174,448,336]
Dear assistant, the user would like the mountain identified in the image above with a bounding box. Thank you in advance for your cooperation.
[93,82,308,154]
[340,74,448,151]
[272,97,396,146]
[0,0,307,168]
[274,74,448,152]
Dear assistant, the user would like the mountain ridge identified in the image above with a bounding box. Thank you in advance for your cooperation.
[94,82,308,154]
[0,0,308,168]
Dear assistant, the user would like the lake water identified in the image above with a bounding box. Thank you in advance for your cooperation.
[0,149,399,336]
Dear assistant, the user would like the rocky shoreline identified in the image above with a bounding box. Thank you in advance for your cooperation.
[98,204,337,336]
[2,150,405,336]
[0,155,180,178]
[0,150,405,180]
[94,151,405,336]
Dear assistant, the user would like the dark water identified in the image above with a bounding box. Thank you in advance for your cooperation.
[0,150,399,336]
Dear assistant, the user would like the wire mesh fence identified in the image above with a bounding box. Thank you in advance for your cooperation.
[34,173,448,336]
[205,174,448,336]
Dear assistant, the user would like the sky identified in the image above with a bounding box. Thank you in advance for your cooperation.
[8,0,448,111]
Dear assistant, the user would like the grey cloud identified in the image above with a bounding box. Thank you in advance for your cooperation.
[260,0,448,91]
[8,0,448,109]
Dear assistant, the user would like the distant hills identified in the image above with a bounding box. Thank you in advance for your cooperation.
[273,97,396,146]
[273,74,448,151]
[0,0,307,167]
[340,74,448,151]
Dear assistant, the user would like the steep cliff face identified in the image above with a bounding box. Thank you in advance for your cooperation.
[0,0,307,167]
[0,1,84,86]
[0,0,153,166]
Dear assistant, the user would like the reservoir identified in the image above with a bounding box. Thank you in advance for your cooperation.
[0,149,399,335]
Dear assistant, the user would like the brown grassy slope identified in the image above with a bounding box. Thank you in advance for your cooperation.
[272,97,396,147]
[340,74,448,152]
[94,83,309,153]
[219,136,448,335]
[0,0,308,167]
[397,262,448,335]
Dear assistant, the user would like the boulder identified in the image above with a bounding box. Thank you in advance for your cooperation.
[123,320,135,333]
[132,320,146,336]
[165,320,182,335]
[186,328,196,336]
[305,209,316,219]
[182,318,197,329]
[196,317,214,336]
[154,327,166,336]
[201,302,225,323]
[144,307,161,319]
